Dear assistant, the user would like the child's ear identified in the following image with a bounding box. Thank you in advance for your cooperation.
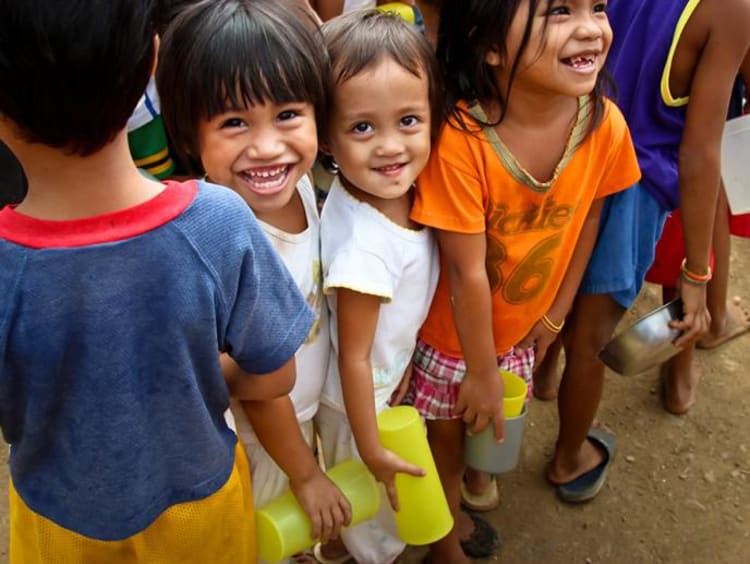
[484,45,502,67]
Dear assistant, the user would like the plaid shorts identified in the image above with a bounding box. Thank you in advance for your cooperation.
[407,339,535,420]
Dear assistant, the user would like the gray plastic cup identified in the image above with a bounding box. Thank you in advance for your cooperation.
[464,405,527,474]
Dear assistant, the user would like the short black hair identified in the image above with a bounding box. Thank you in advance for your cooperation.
[157,0,329,162]
[321,10,442,141]
[0,0,156,156]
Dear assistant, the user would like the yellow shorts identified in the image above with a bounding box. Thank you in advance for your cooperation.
[9,442,256,564]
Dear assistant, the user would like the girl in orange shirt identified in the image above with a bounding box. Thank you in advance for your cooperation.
[409,1,640,561]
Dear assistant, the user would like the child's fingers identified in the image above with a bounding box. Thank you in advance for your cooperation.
[319,508,335,544]
[327,503,347,538]
[394,457,425,478]
[308,509,323,542]
[339,496,353,527]
[491,413,506,443]
[385,481,400,512]
[466,411,490,435]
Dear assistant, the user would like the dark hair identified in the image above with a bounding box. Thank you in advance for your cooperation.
[438,0,611,136]
[321,9,442,142]
[0,0,156,156]
[155,0,200,35]
[157,0,329,161]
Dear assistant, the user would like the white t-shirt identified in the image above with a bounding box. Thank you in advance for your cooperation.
[257,175,329,422]
[320,177,439,413]
[229,175,328,437]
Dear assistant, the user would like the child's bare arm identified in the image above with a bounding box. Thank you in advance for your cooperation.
[436,230,504,441]
[515,198,603,364]
[222,354,351,541]
[240,395,352,542]
[337,288,424,511]
[222,354,295,400]
[675,1,750,344]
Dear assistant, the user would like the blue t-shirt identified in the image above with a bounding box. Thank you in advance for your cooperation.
[0,180,314,540]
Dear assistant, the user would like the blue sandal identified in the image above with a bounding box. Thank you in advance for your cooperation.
[556,427,616,503]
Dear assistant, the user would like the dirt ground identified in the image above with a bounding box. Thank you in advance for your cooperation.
[2,237,749,564]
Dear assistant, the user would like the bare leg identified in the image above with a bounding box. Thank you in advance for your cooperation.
[697,188,750,349]
[532,334,564,400]
[707,188,731,331]
[661,285,702,415]
[425,419,472,564]
[547,294,624,485]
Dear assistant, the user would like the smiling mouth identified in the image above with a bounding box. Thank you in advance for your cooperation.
[372,163,407,177]
[562,54,597,69]
[239,164,291,194]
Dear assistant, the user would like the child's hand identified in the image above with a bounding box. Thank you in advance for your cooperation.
[456,368,504,441]
[363,447,425,512]
[671,280,711,347]
[515,318,558,368]
[289,469,353,543]
[388,362,413,407]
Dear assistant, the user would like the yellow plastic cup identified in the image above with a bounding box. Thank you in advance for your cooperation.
[256,459,379,563]
[377,406,453,545]
[501,370,528,417]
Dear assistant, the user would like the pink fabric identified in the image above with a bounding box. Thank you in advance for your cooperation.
[407,339,534,420]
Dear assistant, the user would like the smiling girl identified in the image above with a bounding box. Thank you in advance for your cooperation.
[313,10,442,564]
[409,1,641,561]
[156,1,352,561]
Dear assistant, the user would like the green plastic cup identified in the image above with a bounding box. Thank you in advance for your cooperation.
[255,459,380,563]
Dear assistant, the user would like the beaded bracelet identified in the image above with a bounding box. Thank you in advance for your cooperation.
[680,258,712,285]
[541,314,564,334]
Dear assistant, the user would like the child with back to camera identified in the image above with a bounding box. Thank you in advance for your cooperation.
[409,1,641,561]
[156,1,352,559]
[312,10,442,564]
[0,0,317,562]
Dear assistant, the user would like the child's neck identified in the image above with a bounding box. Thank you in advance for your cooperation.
[340,175,417,230]
[486,90,581,184]
[10,130,163,220]
[253,188,307,234]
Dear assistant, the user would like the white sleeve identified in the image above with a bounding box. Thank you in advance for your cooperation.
[324,245,394,302]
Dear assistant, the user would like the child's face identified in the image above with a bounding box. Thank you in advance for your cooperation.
[198,101,318,214]
[327,58,431,199]
[497,0,612,98]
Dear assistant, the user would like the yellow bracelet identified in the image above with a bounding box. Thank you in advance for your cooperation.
[541,314,564,334]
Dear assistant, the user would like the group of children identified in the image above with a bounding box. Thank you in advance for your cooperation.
[1,1,749,563]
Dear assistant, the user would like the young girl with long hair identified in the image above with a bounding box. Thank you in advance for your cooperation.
[409,1,640,561]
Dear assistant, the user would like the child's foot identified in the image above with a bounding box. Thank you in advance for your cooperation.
[697,297,750,349]
[546,424,609,486]
[460,470,499,511]
[312,539,352,564]
[661,362,701,415]
[456,509,501,558]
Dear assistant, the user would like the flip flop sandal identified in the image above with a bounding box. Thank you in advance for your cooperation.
[310,542,353,564]
[459,510,502,558]
[460,475,500,512]
[556,427,616,503]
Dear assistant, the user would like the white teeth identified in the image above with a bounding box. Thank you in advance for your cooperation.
[244,165,286,178]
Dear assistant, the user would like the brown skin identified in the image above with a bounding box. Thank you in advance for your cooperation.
[538,0,750,485]
[223,355,353,543]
